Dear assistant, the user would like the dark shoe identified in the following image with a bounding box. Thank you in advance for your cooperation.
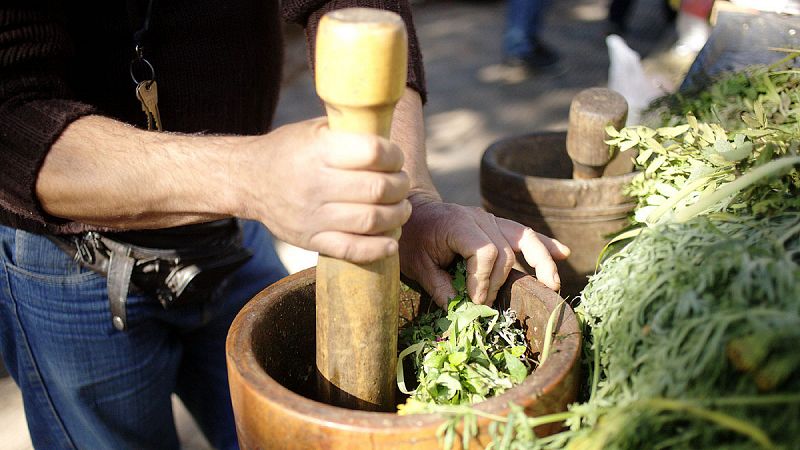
[503,41,560,70]
[605,21,627,37]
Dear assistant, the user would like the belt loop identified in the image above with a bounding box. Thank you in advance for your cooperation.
[107,245,135,331]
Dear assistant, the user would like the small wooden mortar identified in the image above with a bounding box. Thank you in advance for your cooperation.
[481,88,636,296]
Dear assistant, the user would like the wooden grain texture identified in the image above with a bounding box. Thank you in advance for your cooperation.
[566,87,628,179]
[314,8,408,411]
[226,269,581,449]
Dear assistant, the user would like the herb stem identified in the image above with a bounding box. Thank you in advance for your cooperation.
[698,393,800,407]
[426,405,510,423]
[674,156,800,222]
[590,335,600,400]
[778,222,800,246]
[525,411,574,428]
[540,300,565,364]
[645,173,720,225]
[636,398,777,449]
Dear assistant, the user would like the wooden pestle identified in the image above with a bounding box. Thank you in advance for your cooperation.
[566,88,629,179]
[314,8,407,412]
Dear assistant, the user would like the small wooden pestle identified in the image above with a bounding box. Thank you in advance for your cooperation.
[566,88,629,179]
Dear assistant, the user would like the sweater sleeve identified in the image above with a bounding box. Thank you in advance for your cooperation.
[0,3,98,233]
[281,0,427,104]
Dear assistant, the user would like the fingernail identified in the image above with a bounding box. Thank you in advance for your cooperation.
[386,240,398,255]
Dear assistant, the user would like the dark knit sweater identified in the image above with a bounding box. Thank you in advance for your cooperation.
[0,0,426,236]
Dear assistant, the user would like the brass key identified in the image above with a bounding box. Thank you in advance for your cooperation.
[136,80,162,131]
[135,81,153,130]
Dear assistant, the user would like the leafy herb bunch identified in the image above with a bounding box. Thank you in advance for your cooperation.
[397,260,532,412]
[574,56,800,449]
[573,213,800,450]
[647,53,800,130]
[606,53,800,226]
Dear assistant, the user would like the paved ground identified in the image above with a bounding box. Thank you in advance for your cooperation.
[0,0,682,448]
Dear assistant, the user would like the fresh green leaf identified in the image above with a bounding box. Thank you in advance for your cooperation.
[448,352,468,366]
[504,351,528,384]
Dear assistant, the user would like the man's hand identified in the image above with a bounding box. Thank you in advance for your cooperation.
[388,89,569,307]
[399,195,570,307]
[237,118,411,263]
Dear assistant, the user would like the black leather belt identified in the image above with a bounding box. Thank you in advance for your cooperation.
[48,223,252,331]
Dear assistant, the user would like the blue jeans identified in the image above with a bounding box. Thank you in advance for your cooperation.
[0,221,287,449]
[503,0,549,58]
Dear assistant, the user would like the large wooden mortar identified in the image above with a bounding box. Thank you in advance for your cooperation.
[227,268,581,449]
[481,132,636,298]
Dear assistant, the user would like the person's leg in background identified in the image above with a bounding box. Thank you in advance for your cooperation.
[173,220,288,450]
[607,0,677,37]
[608,0,634,35]
[502,0,558,69]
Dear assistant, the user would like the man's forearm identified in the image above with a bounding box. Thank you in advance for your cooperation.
[391,89,441,204]
[37,88,432,231]
[35,113,413,263]
[37,115,242,229]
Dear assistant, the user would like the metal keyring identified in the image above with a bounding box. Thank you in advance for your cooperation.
[129,56,155,85]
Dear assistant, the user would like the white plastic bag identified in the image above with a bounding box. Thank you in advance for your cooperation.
[606,34,666,126]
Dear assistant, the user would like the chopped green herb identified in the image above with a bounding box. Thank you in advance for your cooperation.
[396,260,533,411]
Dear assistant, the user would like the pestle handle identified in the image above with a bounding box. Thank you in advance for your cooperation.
[314,8,407,412]
[566,88,628,179]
